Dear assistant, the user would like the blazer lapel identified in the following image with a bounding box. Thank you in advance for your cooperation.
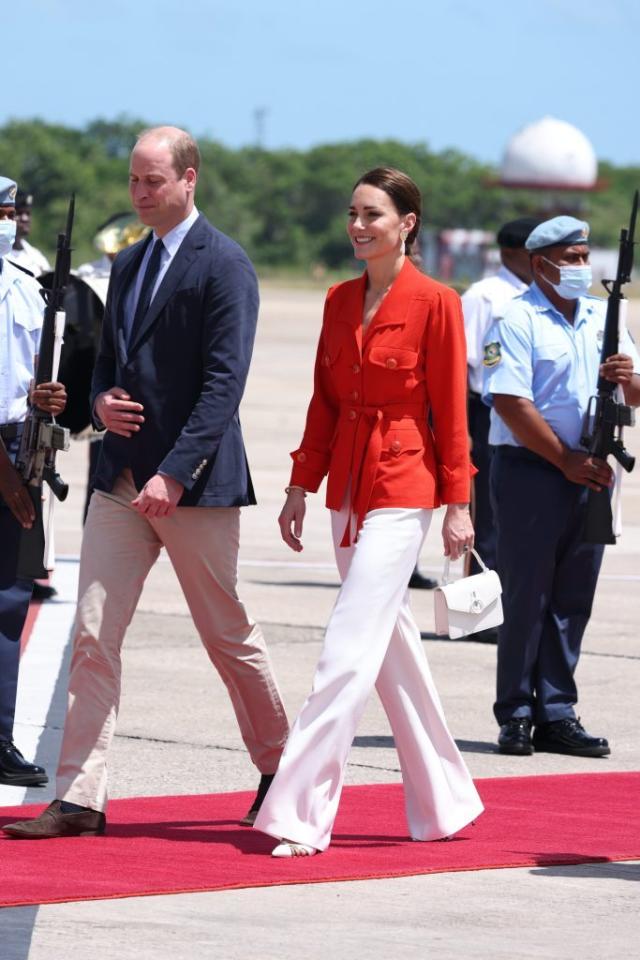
[127,215,207,356]
[362,258,415,346]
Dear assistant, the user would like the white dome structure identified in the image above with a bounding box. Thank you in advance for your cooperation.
[500,116,598,190]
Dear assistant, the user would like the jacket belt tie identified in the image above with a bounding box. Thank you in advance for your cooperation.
[339,401,426,547]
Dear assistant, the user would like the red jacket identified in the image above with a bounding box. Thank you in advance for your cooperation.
[290,258,473,543]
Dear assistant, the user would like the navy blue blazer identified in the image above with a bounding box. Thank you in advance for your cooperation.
[90,214,258,507]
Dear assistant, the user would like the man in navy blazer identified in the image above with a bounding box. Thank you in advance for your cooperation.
[3,127,289,840]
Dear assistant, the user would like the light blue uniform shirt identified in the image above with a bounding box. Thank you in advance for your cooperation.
[482,282,640,450]
[0,258,44,424]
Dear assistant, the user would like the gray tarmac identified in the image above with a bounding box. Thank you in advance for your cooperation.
[2,286,639,959]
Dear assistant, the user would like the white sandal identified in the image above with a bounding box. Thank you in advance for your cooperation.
[271,840,317,858]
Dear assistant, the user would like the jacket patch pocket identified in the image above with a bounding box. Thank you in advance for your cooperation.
[368,346,418,371]
[380,426,425,460]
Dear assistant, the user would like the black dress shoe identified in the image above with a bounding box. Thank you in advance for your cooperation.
[408,570,438,590]
[0,741,48,786]
[2,800,106,839]
[533,718,610,757]
[497,717,533,755]
[239,773,275,826]
[32,582,57,601]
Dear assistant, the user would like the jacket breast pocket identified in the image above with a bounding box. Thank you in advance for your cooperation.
[368,346,418,372]
[533,341,568,363]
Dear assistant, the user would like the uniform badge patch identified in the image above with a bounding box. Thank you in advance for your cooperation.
[483,341,502,367]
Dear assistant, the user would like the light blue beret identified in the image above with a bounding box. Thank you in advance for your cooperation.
[0,176,18,206]
[525,215,590,251]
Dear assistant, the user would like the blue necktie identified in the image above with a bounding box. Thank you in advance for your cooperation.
[129,238,163,345]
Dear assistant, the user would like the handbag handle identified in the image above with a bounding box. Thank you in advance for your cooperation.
[441,547,488,586]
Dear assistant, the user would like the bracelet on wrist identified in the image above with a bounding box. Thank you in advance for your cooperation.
[285,485,307,497]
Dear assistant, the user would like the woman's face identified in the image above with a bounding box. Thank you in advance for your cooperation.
[347,183,415,262]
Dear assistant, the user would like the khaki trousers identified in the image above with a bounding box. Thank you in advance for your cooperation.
[255,502,484,851]
[56,472,289,812]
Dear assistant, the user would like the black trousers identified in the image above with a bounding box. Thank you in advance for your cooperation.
[0,434,34,742]
[490,446,604,726]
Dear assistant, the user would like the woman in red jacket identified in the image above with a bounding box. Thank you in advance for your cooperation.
[254,167,483,856]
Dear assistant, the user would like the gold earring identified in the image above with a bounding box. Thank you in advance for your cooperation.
[400,229,409,254]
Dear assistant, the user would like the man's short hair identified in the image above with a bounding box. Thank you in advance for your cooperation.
[137,126,201,177]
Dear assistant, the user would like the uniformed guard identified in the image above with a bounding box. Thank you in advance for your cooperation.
[483,215,640,757]
[9,188,51,277]
[0,176,67,786]
[461,217,539,641]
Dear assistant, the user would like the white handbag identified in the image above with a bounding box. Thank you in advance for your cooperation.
[433,549,503,640]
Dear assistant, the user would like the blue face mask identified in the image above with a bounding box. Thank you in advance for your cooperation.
[0,219,17,257]
[542,257,592,300]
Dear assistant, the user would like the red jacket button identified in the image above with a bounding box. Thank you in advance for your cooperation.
[386,357,398,369]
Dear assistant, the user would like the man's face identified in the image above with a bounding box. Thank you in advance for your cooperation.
[0,205,16,223]
[534,244,590,286]
[128,139,196,237]
[15,205,31,241]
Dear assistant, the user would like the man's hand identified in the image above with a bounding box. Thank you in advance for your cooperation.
[31,381,67,416]
[560,450,613,492]
[95,387,145,437]
[600,353,635,386]
[131,473,184,518]
[0,461,35,528]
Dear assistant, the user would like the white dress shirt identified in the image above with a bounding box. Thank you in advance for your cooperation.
[123,206,200,337]
[9,240,51,278]
[0,258,44,423]
[461,265,528,394]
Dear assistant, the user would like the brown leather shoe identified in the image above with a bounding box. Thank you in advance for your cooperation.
[2,800,106,839]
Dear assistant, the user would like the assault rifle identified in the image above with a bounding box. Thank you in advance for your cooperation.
[16,196,74,578]
[581,190,638,545]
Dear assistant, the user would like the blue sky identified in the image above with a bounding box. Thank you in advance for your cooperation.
[5,0,639,166]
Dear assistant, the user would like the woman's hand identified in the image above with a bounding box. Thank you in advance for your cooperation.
[278,488,306,552]
[442,503,474,561]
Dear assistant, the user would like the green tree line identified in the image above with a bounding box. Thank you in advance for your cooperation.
[1,117,637,274]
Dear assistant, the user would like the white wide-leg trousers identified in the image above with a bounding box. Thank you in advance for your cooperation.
[254,502,484,851]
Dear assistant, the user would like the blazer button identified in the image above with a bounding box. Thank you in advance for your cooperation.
[297,452,307,463]
[386,357,398,369]
[348,409,357,420]
[352,363,361,374]
[390,439,402,453]
[323,354,331,366]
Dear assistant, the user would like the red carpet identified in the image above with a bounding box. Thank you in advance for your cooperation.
[1,773,638,907]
